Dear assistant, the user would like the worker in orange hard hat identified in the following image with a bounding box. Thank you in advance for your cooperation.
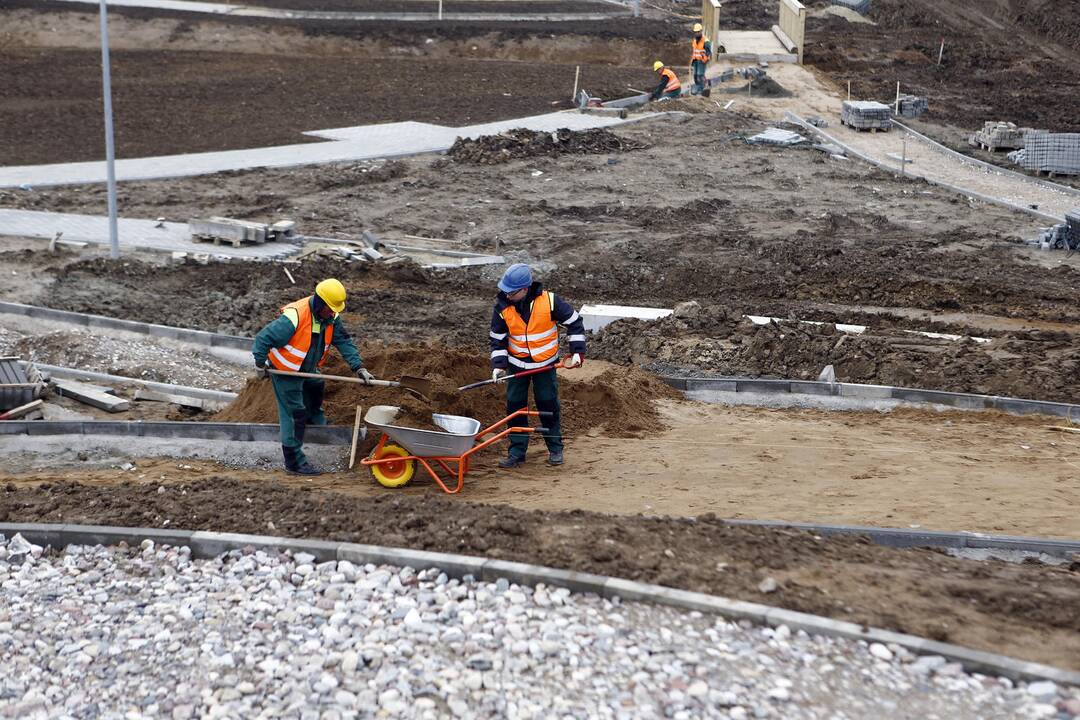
[690,22,712,97]
[650,60,682,102]
[252,279,372,475]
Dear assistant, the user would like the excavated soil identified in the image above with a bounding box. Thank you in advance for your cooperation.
[447,128,648,165]
[1,477,1078,671]
[590,306,1080,403]
[216,347,680,443]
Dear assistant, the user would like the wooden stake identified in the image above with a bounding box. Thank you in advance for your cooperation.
[572,65,580,104]
[901,137,907,176]
[438,0,443,20]
[349,406,363,469]
[937,37,945,65]
[895,81,900,115]
[847,80,850,101]
[283,267,295,284]
[1046,425,1080,435]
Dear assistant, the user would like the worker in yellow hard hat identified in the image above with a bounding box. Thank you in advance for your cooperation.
[690,22,712,97]
[650,60,682,102]
[252,278,372,475]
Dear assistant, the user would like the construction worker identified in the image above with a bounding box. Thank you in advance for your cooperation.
[690,22,712,96]
[489,263,586,468]
[650,61,682,102]
[252,279,374,476]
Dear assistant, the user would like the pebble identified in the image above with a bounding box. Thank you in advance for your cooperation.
[0,535,1068,719]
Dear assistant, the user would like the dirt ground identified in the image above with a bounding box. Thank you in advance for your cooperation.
[1,475,1077,671]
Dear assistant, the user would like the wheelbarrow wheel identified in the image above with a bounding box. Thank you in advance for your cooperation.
[369,444,415,488]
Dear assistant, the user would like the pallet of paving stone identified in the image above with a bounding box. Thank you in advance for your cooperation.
[0,357,35,411]
[896,95,928,119]
[1067,209,1080,247]
[189,217,272,247]
[971,121,1029,152]
[841,101,891,131]
[1022,131,1080,177]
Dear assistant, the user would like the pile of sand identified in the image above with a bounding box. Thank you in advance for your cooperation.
[216,342,680,440]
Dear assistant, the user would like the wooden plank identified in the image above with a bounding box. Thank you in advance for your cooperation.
[0,399,44,421]
[133,388,226,411]
[349,406,363,470]
[52,379,131,413]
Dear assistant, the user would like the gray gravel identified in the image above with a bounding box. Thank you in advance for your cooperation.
[0,533,1077,719]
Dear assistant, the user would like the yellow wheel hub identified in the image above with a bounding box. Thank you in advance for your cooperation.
[369,444,415,488]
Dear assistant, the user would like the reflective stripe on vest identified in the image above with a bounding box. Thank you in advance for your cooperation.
[267,296,335,372]
[661,68,681,93]
[691,36,709,62]
[500,291,559,367]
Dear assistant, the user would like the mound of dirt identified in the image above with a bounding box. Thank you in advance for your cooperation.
[719,76,791,98]
[447,127,648,165]
[216,343,680,441]
[315,160,407,190]
[590,304,1080,403]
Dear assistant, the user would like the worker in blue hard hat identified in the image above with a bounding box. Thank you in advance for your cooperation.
[489,263,586,468]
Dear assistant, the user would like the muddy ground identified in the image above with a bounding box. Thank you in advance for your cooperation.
[5,110,1079,400]
[1,477,1077,671]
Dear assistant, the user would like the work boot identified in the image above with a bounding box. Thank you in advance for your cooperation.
[498,455,525,469]
[546,451,564,467]
[287,462,323,476]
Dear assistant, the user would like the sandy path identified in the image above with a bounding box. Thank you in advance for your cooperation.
[8,400,1079,539]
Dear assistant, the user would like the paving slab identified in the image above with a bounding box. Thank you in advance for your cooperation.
[0,111,662,189]
[0,210,299,259]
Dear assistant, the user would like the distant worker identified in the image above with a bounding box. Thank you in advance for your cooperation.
[489,263,586,468]
[690,22,712,96]
[252,279,374,476]
[650,61,682,102]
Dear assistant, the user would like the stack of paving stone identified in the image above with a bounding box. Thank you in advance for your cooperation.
[896,95,928,119]
[970,121,1028,151]
[832,0,871,14]
[1015,131,1080,176]
[841,101,892,130]
[746,128,807,146]
[1068,209,1080,246]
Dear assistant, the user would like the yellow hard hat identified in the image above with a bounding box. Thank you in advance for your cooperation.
[653,60,664,71]
[315,278,347,314]
[693,22,703,32]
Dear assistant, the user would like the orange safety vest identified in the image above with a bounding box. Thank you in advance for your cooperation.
[660,67,682,94]
[691,35,709,63]
[500,291,559,369]
[268,297,335,372]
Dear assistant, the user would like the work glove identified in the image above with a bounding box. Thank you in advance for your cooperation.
[563,353,583,369]
[356,366,375,385]
[492,368,507,383]
[255,359,269,379]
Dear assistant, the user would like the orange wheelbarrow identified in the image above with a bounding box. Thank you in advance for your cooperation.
[359,405,552,494]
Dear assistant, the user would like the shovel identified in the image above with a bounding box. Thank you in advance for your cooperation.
[267,369,432,400]
[458,362,564,392]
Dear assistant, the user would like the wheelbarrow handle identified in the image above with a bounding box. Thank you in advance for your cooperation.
[457,363,565,392]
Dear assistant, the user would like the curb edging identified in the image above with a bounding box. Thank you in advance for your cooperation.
[664,374,1080,424]
[0,420,354,444]
[1,523,1076,687]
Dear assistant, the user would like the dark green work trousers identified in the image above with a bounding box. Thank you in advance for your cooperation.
[272,375,326,467]
[505,366,563,460]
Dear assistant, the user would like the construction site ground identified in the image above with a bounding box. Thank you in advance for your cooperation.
[3,0,1080,684]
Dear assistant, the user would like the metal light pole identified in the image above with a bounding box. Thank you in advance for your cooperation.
[98,0,120,258]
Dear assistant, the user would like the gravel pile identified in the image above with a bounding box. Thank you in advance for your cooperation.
[0,326,246,391]
[0,533,1076,719]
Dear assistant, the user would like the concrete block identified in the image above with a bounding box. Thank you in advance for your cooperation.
[993,397,1079,419]
[338,544,487,579]
[0,522,68,550]
[188,531,290,559]
[660,376,688,391]
[959,534,1080,558]
[735,379,791,394]
[764,607,869,640]
[685,378,738,392]
[891,387,994,410]
[148,325,181,341]
[26,421,85,436]
[790,381,838,396]
[838,383,894,399]
[918,639,1080,685]
[483,560,609,596]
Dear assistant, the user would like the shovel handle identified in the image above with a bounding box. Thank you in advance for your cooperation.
[457,363,564,392]
[267,368,399,387]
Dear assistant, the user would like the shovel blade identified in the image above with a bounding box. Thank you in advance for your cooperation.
[399,375,433,398]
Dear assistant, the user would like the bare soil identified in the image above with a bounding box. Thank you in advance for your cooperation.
[1,475,1077,671]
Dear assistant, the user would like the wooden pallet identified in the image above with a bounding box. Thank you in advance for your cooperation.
[191,234,265,248]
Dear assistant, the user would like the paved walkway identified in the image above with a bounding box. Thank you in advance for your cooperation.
[48,0,631,21]
[0,111,661,189]
[0,210,298,259]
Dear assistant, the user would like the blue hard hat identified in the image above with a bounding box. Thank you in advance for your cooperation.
[498,263,533,293]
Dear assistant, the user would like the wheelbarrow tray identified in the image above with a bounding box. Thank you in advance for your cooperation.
[364,405,480,457]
